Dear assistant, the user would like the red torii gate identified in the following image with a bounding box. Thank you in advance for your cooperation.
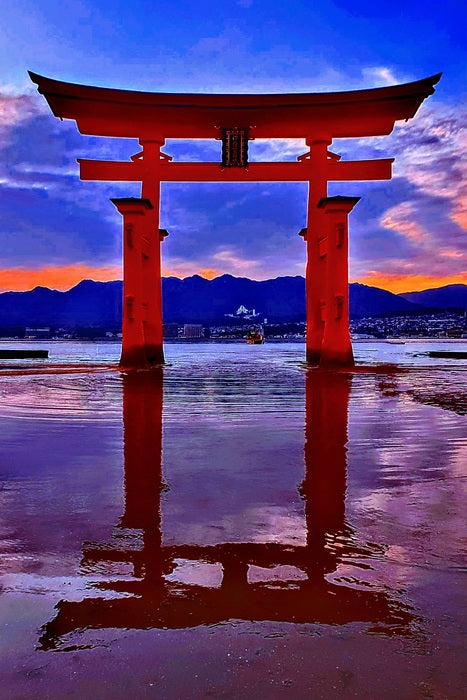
[29,72,441,367]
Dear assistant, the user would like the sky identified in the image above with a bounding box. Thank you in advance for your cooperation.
[0,0,465,293]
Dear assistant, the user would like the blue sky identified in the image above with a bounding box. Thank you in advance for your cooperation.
[0,0,465,292]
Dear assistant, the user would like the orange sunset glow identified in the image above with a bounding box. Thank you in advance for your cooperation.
[1,265,465,295]
[0,265,122,292]
[354,272,467,294]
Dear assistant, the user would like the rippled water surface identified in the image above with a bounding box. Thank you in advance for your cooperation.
[0,342,466,698]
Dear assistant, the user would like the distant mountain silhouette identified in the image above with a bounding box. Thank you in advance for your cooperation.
[399,284,467,309]
[350,283,417,317]
[0,280,122,329]
[163,274,306,323]
[0,276,464,331]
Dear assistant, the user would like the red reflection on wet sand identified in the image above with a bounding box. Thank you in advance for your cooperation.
[39,368,415,650]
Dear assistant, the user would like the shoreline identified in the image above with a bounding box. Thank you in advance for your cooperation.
[0,336,466,344]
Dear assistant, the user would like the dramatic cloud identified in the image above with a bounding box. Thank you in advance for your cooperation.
[335,104,466,290]
[0,93,39,137]
[0,90,139,282]
[393,108,467,232]
[381,202,432,245]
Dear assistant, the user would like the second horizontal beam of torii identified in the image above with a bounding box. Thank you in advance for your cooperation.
[78,158,393,182]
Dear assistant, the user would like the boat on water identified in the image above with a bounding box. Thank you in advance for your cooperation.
[246,328,265,345]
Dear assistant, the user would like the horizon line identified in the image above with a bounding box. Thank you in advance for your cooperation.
[0,272,465,297]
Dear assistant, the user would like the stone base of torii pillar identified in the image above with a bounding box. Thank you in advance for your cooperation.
[111,198,166,369]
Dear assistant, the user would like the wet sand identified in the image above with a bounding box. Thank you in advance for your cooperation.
[0,343,465,698]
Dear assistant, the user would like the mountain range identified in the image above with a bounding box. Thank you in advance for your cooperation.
[0,276,465,331]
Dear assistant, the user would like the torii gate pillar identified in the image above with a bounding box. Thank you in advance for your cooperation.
[319,196,360,368]
[140,139,167,365]
[111,198,166,369]
[304,139,330,365]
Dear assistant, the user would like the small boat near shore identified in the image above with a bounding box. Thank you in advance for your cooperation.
[246,328,265,345]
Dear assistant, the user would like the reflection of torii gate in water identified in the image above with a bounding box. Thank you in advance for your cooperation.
[30,72,441,367]
[38,371,416,650]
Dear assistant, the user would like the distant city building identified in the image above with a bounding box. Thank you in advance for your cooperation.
[225,304,260,320]
[183,324,203,339]
[25,327,51,339]
[349,312,466,339]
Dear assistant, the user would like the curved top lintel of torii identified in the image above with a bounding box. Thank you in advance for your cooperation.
[28,71,442,140]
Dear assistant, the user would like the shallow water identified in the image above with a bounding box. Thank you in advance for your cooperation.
[1,337,467,368]
[0,343,466,698]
